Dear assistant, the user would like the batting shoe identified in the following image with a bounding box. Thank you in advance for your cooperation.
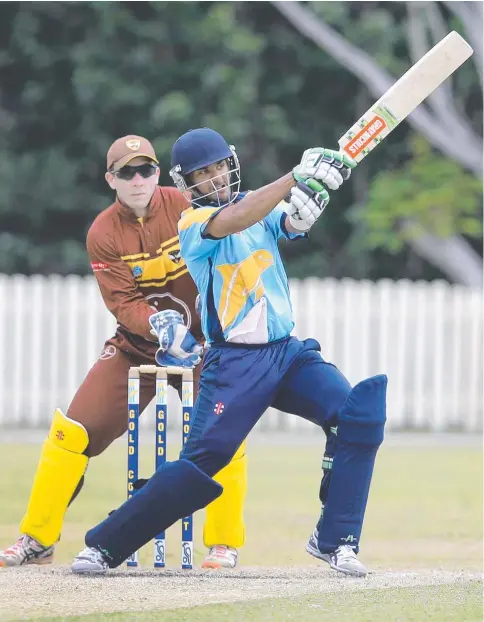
[0,535,55,567]
[201,545,238,569]
[306,529,367,577]
[71,546,109,575]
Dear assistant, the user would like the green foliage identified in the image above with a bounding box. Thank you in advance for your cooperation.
[355,137,483,253]
[0,1,481,279]
[312,2,409,73]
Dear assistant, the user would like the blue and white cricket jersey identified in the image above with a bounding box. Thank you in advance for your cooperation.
[178,193,305,345]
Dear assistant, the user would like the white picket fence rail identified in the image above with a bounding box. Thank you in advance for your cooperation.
[0,275,482,432]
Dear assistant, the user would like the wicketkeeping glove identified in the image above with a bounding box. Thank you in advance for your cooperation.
[293,148,355,190]
[149,310,203,368]
[288,178,329,232]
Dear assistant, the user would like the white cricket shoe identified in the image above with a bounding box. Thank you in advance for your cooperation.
[306,529,367,577]
[201,545,238,569]
[0,535,54,567]
[71,546,109,575]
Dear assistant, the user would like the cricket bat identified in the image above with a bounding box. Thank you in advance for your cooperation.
[338,31,474,163]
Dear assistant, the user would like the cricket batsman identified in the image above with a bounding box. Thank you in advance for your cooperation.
[72,129,387,577]
[0,135,247,571]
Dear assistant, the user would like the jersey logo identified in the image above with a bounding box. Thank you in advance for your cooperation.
[99,345,117,360]
[122,238,187,287]
[217,249,274,329]
[91,262,110,272]
[169,250,182,264]
[146,293,192,329]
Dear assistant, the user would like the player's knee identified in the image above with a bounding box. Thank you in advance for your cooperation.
[48,408,89,454]
[212,447,240,475]
[319,368,352,425]
[184,444,237,478]
[85,435,117,458]
[202,453,232,477]
[337,375,387,447]
[65,407,124,458]
[50,407,117,459]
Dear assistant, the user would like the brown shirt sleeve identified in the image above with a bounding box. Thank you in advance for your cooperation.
[86,224,155,341]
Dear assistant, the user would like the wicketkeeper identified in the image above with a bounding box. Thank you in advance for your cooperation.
[0,135,247,570]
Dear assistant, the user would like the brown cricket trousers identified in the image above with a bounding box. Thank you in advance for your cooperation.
[67,345,199,458]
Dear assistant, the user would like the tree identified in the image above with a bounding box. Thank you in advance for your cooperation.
[273,0,483,286]
[0,2,481,284]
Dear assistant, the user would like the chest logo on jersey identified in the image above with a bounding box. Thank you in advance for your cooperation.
[122,237,187,287]
[217,249,274,330]
[169,250,182,264]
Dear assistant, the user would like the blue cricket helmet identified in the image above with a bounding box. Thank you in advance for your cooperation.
[171,128,232,175]
[169,128,241,207]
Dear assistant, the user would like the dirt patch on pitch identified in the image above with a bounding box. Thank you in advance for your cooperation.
[0,566,481,621]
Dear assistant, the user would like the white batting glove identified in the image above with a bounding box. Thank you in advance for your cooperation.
[293,148,355,190]
[288,179,330,232]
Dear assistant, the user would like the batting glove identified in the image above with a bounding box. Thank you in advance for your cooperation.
[293,148,355,190]
[288,179,329,232]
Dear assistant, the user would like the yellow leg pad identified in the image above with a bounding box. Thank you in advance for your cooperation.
[204,441,248,549]
[20,409,89,547]
[47,408,89,453]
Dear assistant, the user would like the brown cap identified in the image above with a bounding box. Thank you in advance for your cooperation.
[106,135,159,171]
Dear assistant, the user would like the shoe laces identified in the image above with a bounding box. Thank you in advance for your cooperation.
[209,545,235,558]
[25,535,50,553]
[78,547,105,563]
[336,544,357,561]
[4,537,24,554]
[4,536,49,560]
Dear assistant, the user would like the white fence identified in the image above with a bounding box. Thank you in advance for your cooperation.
[0,275,482,432]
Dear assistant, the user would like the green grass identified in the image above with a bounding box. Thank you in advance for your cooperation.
[1,439,482,621]
[1,440,482,569]
[35,582,484,621]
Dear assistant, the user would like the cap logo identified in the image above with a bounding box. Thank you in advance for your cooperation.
[125,139,141,151]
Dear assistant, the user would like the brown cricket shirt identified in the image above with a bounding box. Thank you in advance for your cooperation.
[87,185,201,361]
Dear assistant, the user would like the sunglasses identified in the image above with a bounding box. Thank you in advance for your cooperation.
[113,163,157,180]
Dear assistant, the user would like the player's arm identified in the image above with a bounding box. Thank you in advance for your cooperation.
[264,182,329,239]
[285,148,356,233]
[205,148,355,238]
[204,173,296,238]
[86,226,155,340]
